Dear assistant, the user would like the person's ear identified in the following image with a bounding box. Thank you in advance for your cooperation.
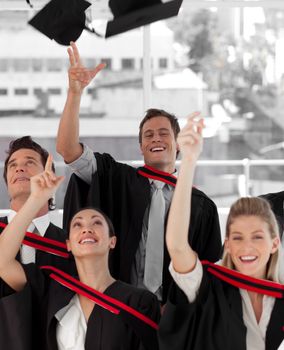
[271,237,280,254]
[109,236,117,249]
[224,238,230,254]
[66,239,71,252]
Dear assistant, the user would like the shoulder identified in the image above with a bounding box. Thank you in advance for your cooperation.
[0,216,8,224]
[191,187,218,211]
[259,191,284,205]
[114,281,159,308]
[46,222,68,242]
[94,152,137,174]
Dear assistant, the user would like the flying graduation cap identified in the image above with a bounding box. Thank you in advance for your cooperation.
[28,0,100,46]
[106,0,183,38]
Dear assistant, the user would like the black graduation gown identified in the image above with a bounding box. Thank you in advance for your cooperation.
[22,264,160,350]
[158,266,284,350]
[0,216,75,298]
[0,284,32,350]
[260,191,284,238]
[63,153,222,302]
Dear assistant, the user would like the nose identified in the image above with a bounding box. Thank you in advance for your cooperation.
[241,238,255,250]
[152,132,162,142]
[82,228,93,234]
[15,164,25,173]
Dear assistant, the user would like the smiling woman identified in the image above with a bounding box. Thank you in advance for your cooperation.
[0,156,160,350]
[159,116,284,350]
[223,198,280,282]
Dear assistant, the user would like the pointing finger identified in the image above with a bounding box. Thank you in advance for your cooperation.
[45,154,53,172]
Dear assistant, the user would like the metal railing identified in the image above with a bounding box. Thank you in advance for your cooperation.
[120,159,284,197]
[2,158,284,198]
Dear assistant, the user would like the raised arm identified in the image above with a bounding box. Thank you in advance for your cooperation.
[166,113,204,274]
[56,41,105,163]
[0,155,64,291]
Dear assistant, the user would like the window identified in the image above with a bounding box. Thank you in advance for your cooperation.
[0,89,8,95]
[101,58,112,70]
[46,59,62,72]
[121,58,135,70]
[0,59,9,72]
[87,88,98,99]
[159,58,168,69]
[33,88,43,95]
[32,59,43,72]
[14,88,28,95]
[47,88,61,95]
[13,59,30,72]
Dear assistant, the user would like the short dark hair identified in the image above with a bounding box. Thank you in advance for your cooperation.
[69,206,115,238]
[3,136,56,210]
[138,108,180,144]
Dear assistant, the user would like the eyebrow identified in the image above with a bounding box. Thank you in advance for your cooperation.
[231,230,265,235]
[72,214,102,221]
[8,156,39,166]
[143,127,170,134]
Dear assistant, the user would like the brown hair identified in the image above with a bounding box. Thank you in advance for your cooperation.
[222,197,280,282]
[138,108,180,144]
[3,136,56,210]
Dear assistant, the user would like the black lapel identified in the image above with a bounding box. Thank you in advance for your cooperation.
[266,297,284,349]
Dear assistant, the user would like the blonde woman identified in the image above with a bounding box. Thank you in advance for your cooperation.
[159,115,284,350]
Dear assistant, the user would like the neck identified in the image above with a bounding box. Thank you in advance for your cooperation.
[75,256,114,292]
[146,163,175,174]
[10,198,49,218]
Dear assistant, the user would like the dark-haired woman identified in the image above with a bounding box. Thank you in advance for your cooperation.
[0,155,160,350]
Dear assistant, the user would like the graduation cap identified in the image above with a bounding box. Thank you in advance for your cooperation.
[28,0,99,46]
[106,0,183,38]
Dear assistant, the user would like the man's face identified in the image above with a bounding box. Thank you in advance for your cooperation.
[140,116,178,172]
[6,148,44,201]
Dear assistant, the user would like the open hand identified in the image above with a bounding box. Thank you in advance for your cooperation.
[30,155,64,203]
[177,112,205,162]
[67,41,106,94]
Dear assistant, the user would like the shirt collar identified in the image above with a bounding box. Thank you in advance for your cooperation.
[8,210,50,237]
[148,170,177,189]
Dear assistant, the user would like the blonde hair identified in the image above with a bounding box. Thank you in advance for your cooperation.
[222,197,281,282]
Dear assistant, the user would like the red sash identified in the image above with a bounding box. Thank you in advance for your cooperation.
[202,260,284,298]
[0,222,69,259]
[137,165,177,187]
[40,265,159,330]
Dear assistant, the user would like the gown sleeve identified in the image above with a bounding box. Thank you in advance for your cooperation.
[119,287,161,350]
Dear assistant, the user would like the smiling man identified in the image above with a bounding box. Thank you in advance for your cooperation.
[0,136,73,297]
[57,42,222,303]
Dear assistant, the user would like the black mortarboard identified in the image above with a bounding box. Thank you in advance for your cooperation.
[28,0,92,46]
[106,0,183,38]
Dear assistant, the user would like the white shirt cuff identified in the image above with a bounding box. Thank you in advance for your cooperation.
[169,258,203,303]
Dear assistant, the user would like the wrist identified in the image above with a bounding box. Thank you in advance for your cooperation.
[67,89,83,98]
[28,193,49,208]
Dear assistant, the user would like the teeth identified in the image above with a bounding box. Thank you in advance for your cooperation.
[240,256,257,261]
[80,238,96,244]
[151,147,165,152]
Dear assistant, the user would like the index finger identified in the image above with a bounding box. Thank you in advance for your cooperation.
[67,47,76,66]
[70,41,82,65]
[45,154,53,172]
[187,111,201,122]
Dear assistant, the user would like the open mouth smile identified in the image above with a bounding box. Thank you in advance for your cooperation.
[79,238,98,245]
[150,147,166,152]
[239,255,257,263]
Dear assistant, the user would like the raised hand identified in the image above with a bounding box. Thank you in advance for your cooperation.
[177,111,205,162]
[67,41,106,94]
[30,155,64,204]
